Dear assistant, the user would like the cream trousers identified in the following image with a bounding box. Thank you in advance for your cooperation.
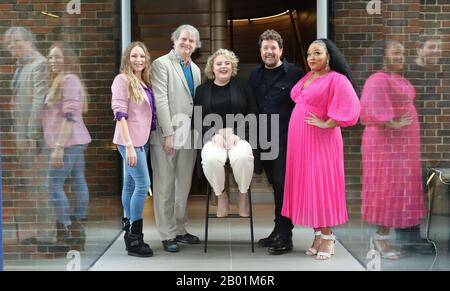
[201,138,254,196]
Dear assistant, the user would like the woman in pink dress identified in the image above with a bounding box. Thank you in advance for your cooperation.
[282,39,360,260]
[360,41,426,259]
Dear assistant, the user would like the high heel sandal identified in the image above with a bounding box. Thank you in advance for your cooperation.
[316,233,335,260]
[305,231,322,256]
[370,233,401,260]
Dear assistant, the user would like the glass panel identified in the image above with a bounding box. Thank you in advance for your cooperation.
[1,0,122,270]
[331,0,449,271]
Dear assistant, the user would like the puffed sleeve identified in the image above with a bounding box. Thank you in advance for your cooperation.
[111,74,129,120]
[359,73,395,126]
[327,73,361,127]
[62,74,83,122]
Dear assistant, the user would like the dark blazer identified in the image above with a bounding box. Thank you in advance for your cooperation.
[248,61,305,143]
[194,77,258,143]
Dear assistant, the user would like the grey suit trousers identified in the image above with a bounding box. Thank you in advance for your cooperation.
[150,145,196,240]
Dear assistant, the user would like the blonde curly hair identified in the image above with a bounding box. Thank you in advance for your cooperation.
[204,48,239,80]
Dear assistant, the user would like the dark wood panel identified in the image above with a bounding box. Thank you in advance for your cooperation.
[140,27,211,38]
[143,37,211,51]
[138,13,210,26]
[135,0,210,13]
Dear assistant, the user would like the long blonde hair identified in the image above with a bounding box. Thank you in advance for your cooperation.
[120,41,151,104]
[46,42,88,112]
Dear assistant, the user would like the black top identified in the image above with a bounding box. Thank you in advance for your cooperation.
[211,82,232,124]
[248,61,305,144]
[194,77,259,144]
[263,64,284,87]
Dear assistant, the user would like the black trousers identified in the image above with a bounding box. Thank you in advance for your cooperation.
[259,140,294,236]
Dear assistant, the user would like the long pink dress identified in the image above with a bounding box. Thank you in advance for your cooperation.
[360,72,425,228]
[282,71,360,228]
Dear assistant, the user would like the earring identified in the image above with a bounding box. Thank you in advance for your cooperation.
[326,60,330,72]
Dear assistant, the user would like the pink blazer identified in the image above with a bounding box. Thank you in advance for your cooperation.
[42,74,91,148]
[111,73,152,147]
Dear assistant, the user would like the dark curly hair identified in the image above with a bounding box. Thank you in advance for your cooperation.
[258,29,283,49]
[312,39,356,90]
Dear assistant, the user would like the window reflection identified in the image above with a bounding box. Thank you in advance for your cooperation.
[2,5,122,270]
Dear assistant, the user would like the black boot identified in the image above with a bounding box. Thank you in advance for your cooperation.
[267,233,293,255]
[67,216,86,251]
[123,218,150,251]
[123,217,131,251]
[258,227,279,247]
[49,223,70,253]
[126,219,153,257]
[56,223,70,244]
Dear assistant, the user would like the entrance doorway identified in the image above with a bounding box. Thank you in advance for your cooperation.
[129,0,318,195]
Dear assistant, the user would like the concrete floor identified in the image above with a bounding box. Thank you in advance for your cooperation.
[90,196,366,271]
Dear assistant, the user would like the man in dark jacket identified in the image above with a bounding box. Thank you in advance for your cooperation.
[248,30,305,255]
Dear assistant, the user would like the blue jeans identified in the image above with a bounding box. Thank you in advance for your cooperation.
[48,144,89,225]
[117,144,150,223]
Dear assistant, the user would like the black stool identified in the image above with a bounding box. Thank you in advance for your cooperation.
[204,165,254,253]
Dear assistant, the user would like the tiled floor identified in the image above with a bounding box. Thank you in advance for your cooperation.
[90,196,366,271]
[5,193,446,271]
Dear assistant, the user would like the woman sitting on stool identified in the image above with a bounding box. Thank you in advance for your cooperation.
[194,49,258,217]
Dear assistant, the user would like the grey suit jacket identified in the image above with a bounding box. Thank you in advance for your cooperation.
[150,50,201,148]
[11,50,48,145]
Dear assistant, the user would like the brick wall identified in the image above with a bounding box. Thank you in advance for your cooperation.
[0,0,122,269]
[333,0,450,218]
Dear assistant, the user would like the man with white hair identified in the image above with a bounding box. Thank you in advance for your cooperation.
[150,24,202,252]
[4,26,47,154]
[4,26,49,243]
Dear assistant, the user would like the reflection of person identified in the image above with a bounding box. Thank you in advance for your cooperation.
[360,41,426,259]
[150,25,201,252]
[112,41,155,257]
[248,29,304,255]
[414,36,441,69]
[4,27,50,243]
[4,27,47,153]
[397,36,441,253]
[282,39,360,260]
[43,43,91,250]
[194,49,257,218]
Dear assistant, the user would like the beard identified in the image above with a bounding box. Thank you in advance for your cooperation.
[264,58,279,68]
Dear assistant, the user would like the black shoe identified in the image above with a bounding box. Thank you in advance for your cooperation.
[176,233,200,244]
[268,243,293,255]
[267,235,293,255]
[258,229,279,247]
[162,239,180,252]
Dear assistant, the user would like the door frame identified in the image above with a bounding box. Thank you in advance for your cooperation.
[120,0,330,49]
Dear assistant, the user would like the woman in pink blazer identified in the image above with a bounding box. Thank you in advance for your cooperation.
[43,42,91,251]
[111,41,156,257]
